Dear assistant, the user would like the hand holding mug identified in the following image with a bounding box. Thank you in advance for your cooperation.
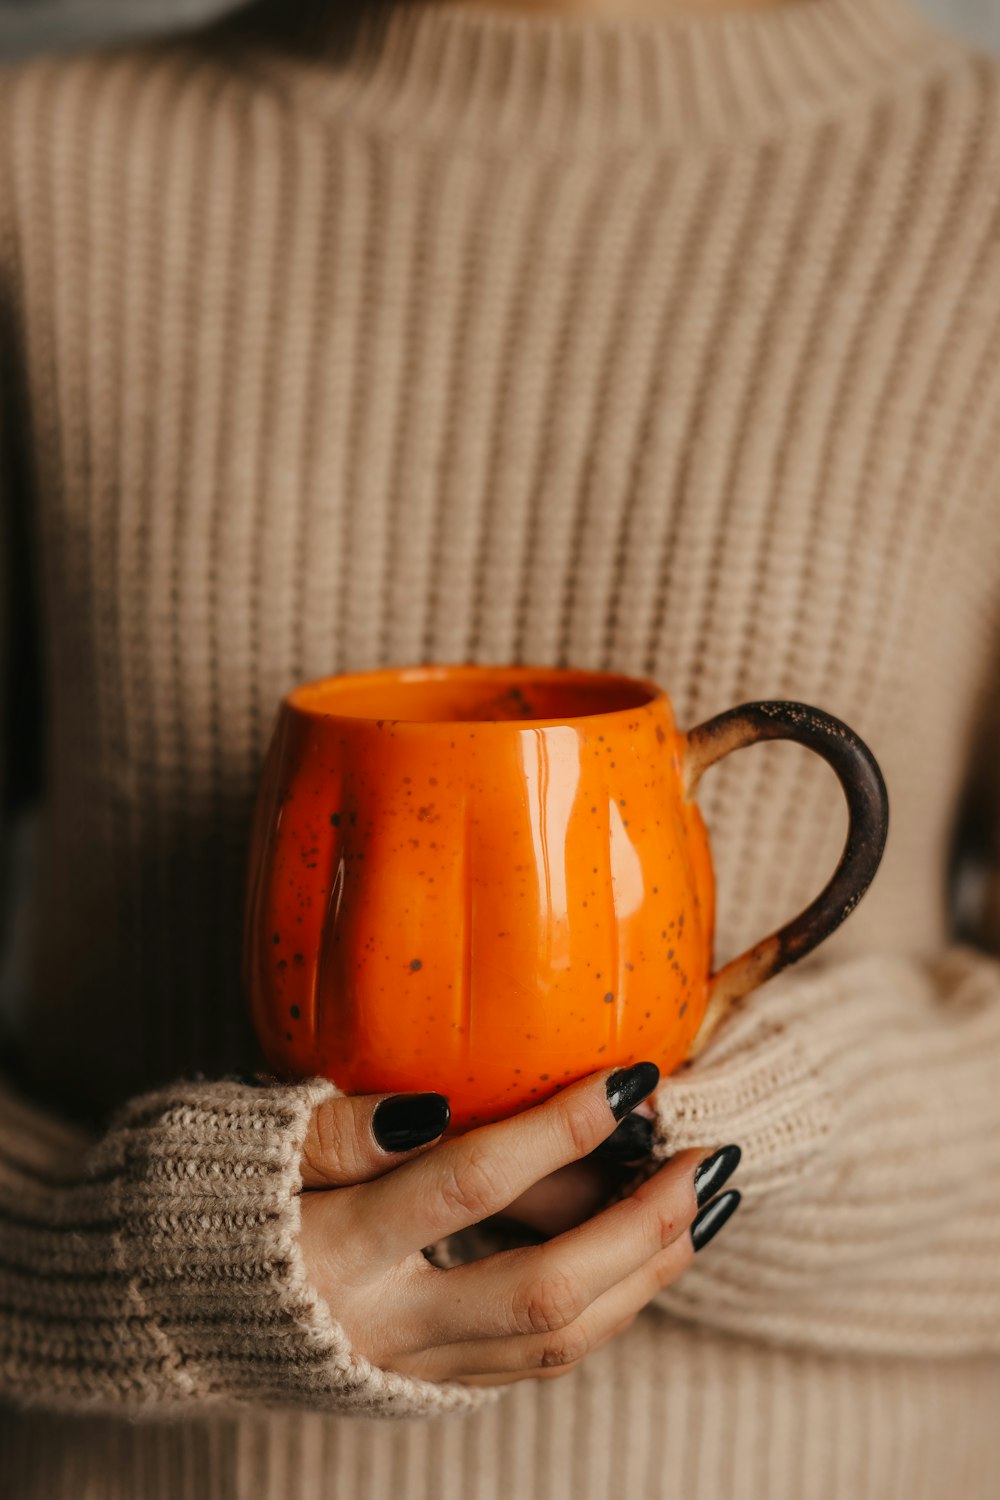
[295,1063,741,1386]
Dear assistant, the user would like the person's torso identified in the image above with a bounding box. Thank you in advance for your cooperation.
[3,36,1000,1122]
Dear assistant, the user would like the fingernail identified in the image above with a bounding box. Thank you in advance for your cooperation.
[593,1113,654,1162]
[691,1189,740,1252]
[372,1093,450,1152]
[606,1062,660,1122]
[694,1145,742,1208]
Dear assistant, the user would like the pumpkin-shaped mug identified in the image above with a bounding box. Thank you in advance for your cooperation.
[243,665,888,1131]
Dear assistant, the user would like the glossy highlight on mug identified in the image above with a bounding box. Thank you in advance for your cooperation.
[244,665,888,1133]
[245,666,712,1132]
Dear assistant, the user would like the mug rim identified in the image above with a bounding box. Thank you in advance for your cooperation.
[284,663,669,730]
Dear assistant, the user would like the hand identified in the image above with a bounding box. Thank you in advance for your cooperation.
[298,1065,741,1386]
[500,1101,659,1239]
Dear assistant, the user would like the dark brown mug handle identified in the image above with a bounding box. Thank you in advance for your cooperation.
[681,701,889,1058]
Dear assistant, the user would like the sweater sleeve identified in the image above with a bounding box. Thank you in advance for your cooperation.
[0,1073,488,1416]
[649,932,1000,1358]
[0,86,486,1421]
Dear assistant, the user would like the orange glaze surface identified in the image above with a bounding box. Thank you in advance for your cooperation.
[244,666,716,1132]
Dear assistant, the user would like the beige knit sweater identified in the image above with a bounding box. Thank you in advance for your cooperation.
[2,0,1000,1495]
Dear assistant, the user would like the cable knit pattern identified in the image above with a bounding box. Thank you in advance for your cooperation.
[2,1,1000,1495]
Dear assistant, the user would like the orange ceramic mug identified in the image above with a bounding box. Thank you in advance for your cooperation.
[244,665,888,1131]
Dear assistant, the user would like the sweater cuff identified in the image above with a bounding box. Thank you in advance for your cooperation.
[650,978,835,1196]
[94,1077,490,1417]
[647,951,1000,1357]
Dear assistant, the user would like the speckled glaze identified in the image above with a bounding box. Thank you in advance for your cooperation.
[244,666,888,1131]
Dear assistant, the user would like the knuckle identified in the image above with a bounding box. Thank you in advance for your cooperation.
[513,1266,587,1336]
[538,1323,591,1369]
[436,1142,509,1225]
[632,1174,687,1251]
[559,1094,607,1160]
[564,1105,599,1161]
[303,1102,349,1182]
[652,1198,684,1252]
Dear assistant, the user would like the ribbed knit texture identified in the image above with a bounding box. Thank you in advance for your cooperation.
[2,0,1000,1494]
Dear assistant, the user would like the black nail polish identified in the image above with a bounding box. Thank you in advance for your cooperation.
[606,1062,660,1122]
[372,1093,450,1152]
[694,1145,742,1208]
[593,1113,654,1163]
[691,1189,740,1252]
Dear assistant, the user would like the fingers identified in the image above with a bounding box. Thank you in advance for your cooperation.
[300,1091,451,1188]
[414,1146,705,1344]
[394,1184,743,1386]
[505,1101,658,1237]
[358,1062,660,1263]
[499,1158,612,1239]
[404,1218,694,1382]
[590,1108,654,1165]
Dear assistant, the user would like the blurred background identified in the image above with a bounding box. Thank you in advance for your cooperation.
[0,0,998,60]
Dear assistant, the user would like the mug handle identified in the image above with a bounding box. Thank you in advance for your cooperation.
[681,701,889,1059]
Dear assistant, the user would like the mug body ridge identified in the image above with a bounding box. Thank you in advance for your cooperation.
[244,665,715,1130]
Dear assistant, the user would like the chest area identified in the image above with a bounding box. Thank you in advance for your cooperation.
[12,128,1000,755]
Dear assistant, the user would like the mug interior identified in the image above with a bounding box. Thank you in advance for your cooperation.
[288,666,660,725]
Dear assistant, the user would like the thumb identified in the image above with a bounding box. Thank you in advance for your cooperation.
[300,1090,451,1188]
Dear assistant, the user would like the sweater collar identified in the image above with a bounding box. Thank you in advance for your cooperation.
[233,1,964,146]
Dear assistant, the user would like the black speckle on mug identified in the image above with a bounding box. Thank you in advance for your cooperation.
[410,958,423,972]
